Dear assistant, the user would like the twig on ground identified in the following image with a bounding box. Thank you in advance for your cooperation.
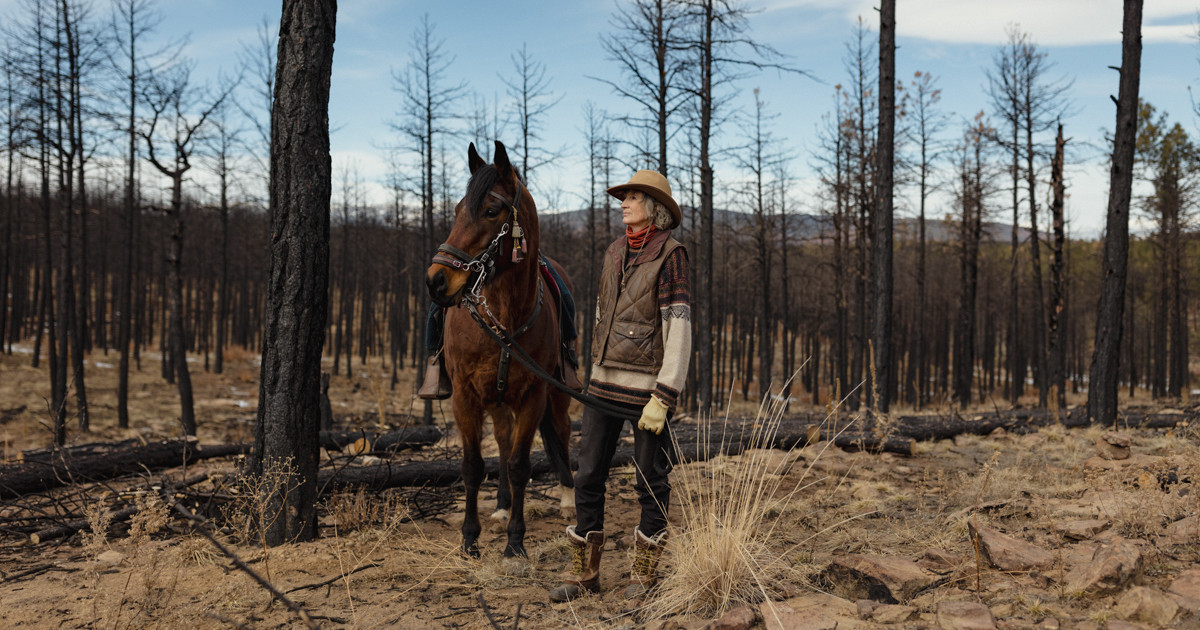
[285,562,380,593]
[169,500,320,630]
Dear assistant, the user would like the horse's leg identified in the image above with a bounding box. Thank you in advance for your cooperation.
[490,406,515,524]
[453,397,485,557]
[503,395,546,558]
[546,389,576,519]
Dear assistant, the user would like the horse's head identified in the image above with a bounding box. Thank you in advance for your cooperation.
[426,140,539,307]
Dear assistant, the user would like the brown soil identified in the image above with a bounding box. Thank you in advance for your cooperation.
[1,345,1198,629]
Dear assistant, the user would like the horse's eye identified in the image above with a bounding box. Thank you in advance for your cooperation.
[483,206,501,219]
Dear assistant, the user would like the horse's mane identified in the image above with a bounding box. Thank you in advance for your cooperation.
[465,164,501,217]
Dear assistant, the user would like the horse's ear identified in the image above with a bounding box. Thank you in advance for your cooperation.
[468,142,485,175]
[493,141,513,178]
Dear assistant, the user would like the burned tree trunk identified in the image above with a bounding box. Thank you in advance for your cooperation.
[250,0,337,546]
[1047,124,1068,409]
[1088,0,1142,426]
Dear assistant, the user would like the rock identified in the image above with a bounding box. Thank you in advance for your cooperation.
[94,550,126,566]
[1064,537,1143,596]
[918,548,963,574]
[760,604,837,630]
[821,554,935,603]
[936,600,996,630]
[872,604,918,623]
[1083,452,1162,471]
[1097,432,1131,460]
[760,594,857,630]
[968,522,1054,571]
[857,599,880,619]
[710,605,756,630]
[1168,568,1200,609]
[1036,618,1060,630]
[1114,586,1178,626]
[1164,515,1198,545]
[1052,519,1110,540]
[1104,621,1151,630]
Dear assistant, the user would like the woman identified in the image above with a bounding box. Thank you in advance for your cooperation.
[549,170,690,604]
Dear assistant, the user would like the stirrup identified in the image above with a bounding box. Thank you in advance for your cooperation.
[418,352,452,400]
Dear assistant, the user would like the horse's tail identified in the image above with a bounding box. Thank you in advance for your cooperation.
[539,403,573,489]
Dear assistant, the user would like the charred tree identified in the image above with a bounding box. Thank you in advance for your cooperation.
[251,0,336,546]
[1088,0,1141,426]
[870,0,895,411]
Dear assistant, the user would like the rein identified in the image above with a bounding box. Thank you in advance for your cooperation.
[461,292,642,421]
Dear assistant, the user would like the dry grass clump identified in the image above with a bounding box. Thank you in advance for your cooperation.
[217,458,300,545]
[83,499,114,555]
[128,491,170,543]
[643,390,821,619]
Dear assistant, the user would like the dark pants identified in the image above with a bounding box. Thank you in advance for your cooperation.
[574,399,674,538]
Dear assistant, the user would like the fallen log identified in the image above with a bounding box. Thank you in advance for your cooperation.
[0,440,248,500]
[315,426,906,493]
[319,426,442,454]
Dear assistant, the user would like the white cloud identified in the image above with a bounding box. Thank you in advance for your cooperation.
[839,0,1198,46]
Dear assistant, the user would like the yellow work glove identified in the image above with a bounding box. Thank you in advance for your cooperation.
[637,396,670,435]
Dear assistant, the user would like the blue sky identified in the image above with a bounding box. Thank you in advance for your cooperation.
[6,0,1198,236]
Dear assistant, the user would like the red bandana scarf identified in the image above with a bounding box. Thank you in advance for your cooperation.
[626,224,656,251]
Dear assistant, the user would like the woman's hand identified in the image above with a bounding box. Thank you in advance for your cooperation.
[638,396,669,435]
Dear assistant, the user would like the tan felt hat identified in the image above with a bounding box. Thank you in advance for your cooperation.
[606,170,681,229]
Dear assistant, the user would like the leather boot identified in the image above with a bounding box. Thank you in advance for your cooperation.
[548,526,604,602]
[417,353,451,400]
[623,527,667,602]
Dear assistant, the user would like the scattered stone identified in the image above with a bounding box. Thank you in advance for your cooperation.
[968,522,1054,571]
[1036,618,1060,630]
[1104,621,1150,630]
[1164,515,1198,545]
[857,599,881,619]
[1052,519,1110,540]
[872,604,918,623]
[936,600,996,630]
[94,550,126,566]
[1096,432,1131,460]
[759,603,837,630]
[1064,537,1143,596]
[1114,586,1178,626]
[821,553,935,603]
[710,605,756,630]
[1083,452,1162,471]
[1168,569,1200,609]
[918,548,963,574]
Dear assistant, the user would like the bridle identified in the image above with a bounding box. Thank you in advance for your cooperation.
[430,188,526,300]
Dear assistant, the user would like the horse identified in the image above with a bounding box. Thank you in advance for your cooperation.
[425,141,575,559]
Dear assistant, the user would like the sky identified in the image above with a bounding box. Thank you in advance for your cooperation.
[5,0,1199,237]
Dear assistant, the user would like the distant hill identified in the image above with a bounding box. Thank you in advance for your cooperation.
[541,207,1031,244]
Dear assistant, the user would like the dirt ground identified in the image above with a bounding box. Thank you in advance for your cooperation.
[1,344,1199,629]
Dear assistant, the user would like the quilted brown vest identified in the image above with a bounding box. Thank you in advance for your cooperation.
[592,230,683,374]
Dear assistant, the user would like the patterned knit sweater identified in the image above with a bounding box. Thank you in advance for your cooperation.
[588,244,691,410]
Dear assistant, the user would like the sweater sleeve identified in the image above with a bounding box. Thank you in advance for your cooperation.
[653,247,691,409]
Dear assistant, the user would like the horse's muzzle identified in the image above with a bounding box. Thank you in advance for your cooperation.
[426,267,462,307]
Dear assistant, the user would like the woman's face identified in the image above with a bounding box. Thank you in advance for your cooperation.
[621,190,651,231]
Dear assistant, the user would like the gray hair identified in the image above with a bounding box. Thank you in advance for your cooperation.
[645,195,673,230]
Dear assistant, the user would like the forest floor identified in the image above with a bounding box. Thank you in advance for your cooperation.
[1,345,1199,629]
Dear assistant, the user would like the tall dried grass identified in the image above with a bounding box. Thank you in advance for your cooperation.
[642,379,850,619]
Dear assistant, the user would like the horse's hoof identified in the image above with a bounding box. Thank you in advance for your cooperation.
[503,544,528,560]
[490,508,511,523]
[499,555,530,576]
[463,543,480,559]
[559,484,576,519]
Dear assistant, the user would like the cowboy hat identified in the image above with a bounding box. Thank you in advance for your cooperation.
[606,170,681,230]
